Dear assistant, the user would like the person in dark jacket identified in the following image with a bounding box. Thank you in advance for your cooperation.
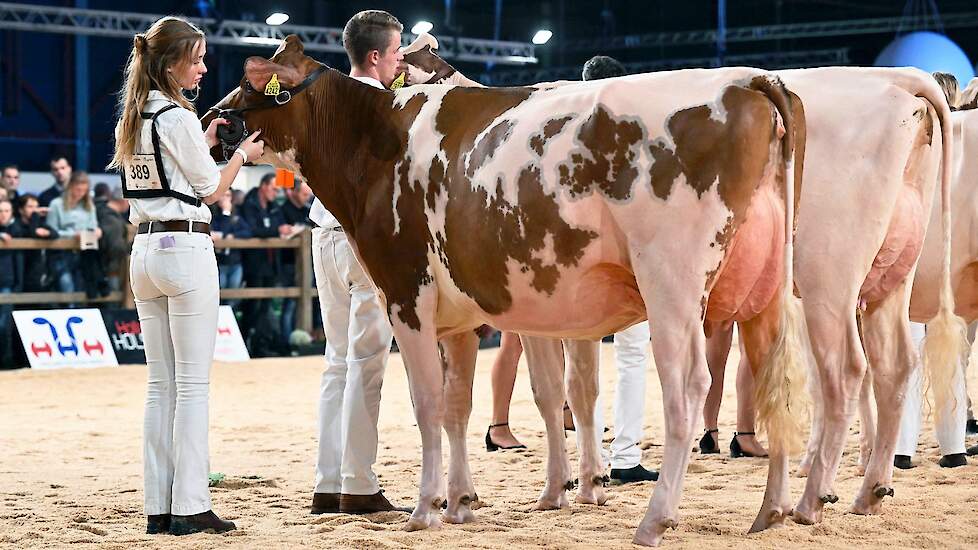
[279,180,312,345]
[93,183,129,293]
[0,199,24,365]
[239,174,288,346]
[39,156,73,209]
[211,190,252,309]
[12,194,58,293]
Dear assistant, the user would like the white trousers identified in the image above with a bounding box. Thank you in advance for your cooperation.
[896,321,967,456]
[131,231,219,516]
[581,321,651,469]
[312,228,393,495]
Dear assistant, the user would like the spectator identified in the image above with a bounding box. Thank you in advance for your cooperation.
[279,180,313,345]
[1,164,20,201]
[93,183,130,292]
[0,187,8,202]
[211,189,252,309]
[12,194,58,292]
[39,156,73,208]
[0,198,23,366]
[46,171,104,299]
[231,189,245,209]
[240,173,287,351]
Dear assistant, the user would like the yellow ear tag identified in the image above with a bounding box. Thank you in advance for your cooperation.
[390,72,405,90]
[264,73,281,96]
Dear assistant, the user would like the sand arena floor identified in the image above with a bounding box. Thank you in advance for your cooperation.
[2,343,977,549]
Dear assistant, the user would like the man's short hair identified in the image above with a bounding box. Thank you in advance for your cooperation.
[582,56,627,81]
[49,155,70,166]
[93,182,111,199]
[343,10,403,68]
[1,164,17,174]
[15,193,37,211]
[260,173,276,186]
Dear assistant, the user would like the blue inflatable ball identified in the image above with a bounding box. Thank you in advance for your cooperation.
[875,31,975,84]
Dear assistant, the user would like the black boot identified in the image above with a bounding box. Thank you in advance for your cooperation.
[169,510,236,535]
[967,419,978,435]
[939,453,967,468]
[146,514,171,535]
[893,454,915,469]
[698,429,719,454]
[610,464,659,483]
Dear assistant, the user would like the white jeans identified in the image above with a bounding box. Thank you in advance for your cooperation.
[896,321,967,456]
[312,228,393,495]
[131,231,219,516]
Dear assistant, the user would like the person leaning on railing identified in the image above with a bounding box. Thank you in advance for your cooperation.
[210,189,252,309]
[0,198,24,366]
[11,193,59,293]
[45,171,106,299]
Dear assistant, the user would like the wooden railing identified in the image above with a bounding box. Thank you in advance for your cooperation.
[0,228,316,333]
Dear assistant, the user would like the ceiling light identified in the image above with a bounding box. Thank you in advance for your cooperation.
[411,20,434,35]
[265,12,289,26]
[532,29,552,45]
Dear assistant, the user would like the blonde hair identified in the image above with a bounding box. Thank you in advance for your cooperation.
[108,16,205,170]
[63,171,94,212]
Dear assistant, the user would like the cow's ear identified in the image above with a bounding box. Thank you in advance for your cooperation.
[244,57,303,93]
[272,34,305,59]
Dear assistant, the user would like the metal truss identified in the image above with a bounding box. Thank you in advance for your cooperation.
[563,11,978,52]
[0,2,537,65]
[482,48,851,86]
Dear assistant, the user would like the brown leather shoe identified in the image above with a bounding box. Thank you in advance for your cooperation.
[169,510,236,535]
[310,492,340,514]
[339,490,412,514]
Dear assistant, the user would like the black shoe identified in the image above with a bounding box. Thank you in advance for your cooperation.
[609,464,659,483]
[146,514,171,535]
[730,432,768,458]
[485,423,526,452]
[169,510,236,535]
[894,454,915,469]
[939,453,967,468]
[699,429,719,454]
[967,419,978,435]
[967,444,978,456]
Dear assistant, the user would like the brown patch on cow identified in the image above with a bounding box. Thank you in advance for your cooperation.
[530,116,574,156]
[439,165,599,313]
[403,45,458,84]
[466,120,515,177]
[558,107,644,200]
[648,85,777,222]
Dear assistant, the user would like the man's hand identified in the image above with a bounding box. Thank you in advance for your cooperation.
[34,228,50,238]
[278,224,294,238]
[0,233,11,244]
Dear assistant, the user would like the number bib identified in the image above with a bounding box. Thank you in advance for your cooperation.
[123,153,164,191]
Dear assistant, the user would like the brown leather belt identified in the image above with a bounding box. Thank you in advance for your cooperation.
[137,220,211,235]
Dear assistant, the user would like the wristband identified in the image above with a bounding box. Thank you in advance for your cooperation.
[233,147,248,164]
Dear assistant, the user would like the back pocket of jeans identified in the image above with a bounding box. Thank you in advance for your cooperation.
[151,247,196,293]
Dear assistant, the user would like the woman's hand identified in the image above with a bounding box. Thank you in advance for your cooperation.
[95,227,103,239]
[204,117,229,149]
[238,130,264,161]
[35,228,50,238]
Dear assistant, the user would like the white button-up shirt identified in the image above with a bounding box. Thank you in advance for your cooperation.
[309,75,385,230]
[126,90,221,225]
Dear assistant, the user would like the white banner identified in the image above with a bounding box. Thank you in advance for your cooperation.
[214,305,250,362]
[14,309,119,369]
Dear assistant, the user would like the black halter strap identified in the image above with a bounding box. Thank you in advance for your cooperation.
[207,63,329,117]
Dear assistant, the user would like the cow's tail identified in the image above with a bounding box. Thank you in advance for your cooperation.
[907,72,969,424]
[749,75,810,454]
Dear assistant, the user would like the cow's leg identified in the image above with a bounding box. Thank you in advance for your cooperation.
[563,339,608,506]
[856,369,876,476]
[440,330,480,524]
[520,335,572,510]
[851,283,914,515]
[394,291,447,532]
[793,306,865,525]
[739,285,802,533]
[634,295,709,546]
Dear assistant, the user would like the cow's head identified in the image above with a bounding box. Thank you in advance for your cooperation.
[203,35,329,179]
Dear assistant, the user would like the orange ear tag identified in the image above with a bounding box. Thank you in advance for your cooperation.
[275,168,295,188]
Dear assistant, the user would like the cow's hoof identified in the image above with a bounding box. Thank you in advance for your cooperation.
[850,488,888,516]
[633,518,677,547]
[818,493,839,504]
[404,509,442,532]
[575,486,608,506]
[748,507,790,533]
[790,502,823,526]
[442,505,475,524]
[535,491,569,511]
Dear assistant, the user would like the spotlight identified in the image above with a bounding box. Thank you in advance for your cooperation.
[265,12,289,26]
[532,29,552,45]
[411,21,434,35]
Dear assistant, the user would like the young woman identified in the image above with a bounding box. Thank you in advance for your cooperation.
[108,16,263,536]
[45,171,100,296]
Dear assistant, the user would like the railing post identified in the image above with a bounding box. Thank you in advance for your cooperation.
[297,228,314,334]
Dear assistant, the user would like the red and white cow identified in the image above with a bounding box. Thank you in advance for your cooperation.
[403,39,964,531]
[207,35,805,546]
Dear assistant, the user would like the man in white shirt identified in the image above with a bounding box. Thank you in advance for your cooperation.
[310,9,410,516]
